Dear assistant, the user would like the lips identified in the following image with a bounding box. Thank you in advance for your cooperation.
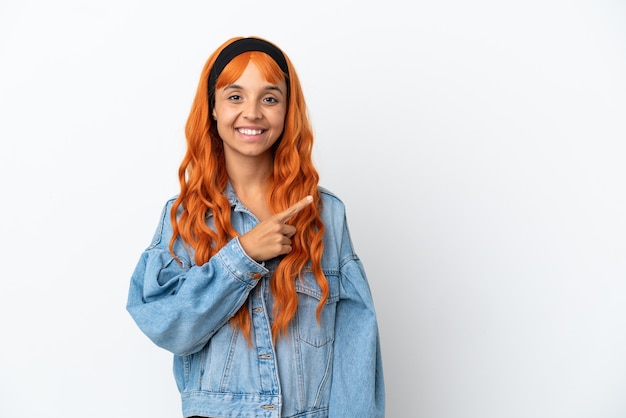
[237,128,264,135]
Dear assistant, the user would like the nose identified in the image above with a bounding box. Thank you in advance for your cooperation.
[243,100,262,120]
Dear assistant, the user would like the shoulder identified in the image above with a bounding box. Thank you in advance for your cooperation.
[317,186,358,264]
[162,195,181,217]
[147,195,180,246]
[318,186,346,211]
[318,186,349,226]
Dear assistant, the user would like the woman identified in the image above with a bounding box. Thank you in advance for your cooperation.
[126,36,385,418]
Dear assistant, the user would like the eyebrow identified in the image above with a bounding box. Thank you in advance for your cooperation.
[223,84,284,96]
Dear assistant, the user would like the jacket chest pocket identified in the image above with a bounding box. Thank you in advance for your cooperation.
[295,272,339,348]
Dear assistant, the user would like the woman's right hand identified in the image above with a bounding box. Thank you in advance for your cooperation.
[238,196,313,262]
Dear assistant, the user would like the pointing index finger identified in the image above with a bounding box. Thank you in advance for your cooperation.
[277,195,313,223]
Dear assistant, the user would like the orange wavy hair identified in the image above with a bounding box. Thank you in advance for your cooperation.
[169,36,328,343]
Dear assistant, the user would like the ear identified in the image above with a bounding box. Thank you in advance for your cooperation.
[212,109,217,120]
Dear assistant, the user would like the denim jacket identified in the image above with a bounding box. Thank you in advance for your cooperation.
[126,186,385,417]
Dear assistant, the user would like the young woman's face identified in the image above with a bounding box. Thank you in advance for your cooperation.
[212,62,287,162]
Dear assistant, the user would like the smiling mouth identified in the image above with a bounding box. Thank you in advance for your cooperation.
[238,128,264,135]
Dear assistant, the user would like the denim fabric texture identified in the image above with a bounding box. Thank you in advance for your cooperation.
[127,186,385,417]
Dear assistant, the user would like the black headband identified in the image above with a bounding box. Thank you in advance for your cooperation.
[208,37,290,109]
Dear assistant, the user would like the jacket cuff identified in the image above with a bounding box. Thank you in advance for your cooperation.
[217,237,269,287]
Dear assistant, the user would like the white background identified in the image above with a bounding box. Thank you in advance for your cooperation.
[1,0,625,417]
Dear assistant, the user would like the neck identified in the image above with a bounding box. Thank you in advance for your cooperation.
[226,154,273,200]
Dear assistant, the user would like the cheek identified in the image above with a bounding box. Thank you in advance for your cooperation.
[271,111,287,133]
[213,109,235,131]
[276,119,285,133]
[213,116,229,139]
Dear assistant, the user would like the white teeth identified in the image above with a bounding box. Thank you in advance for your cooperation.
[238,128,263,135]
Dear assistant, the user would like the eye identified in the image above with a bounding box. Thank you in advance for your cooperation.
[227,94,242,101]
[263,96,279,104]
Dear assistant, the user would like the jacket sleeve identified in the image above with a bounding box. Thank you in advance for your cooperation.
[329,224,385,417]
[126,200,267,356]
